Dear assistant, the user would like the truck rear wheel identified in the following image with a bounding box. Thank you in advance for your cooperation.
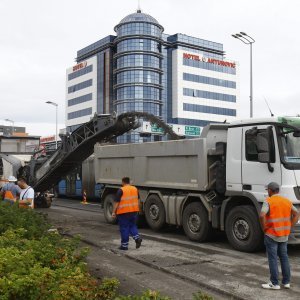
[182,202,212,242]
[225,205,263,252]
[103,194,117,224]
[145,195,166,231]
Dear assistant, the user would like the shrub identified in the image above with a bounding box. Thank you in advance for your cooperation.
[0,229,120,300]
[0,202,49,238]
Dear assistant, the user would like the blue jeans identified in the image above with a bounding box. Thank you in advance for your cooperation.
[264,235,290,285]
[117,213,140,249]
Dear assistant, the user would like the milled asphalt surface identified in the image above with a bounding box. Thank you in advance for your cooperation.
[38,198,300,300]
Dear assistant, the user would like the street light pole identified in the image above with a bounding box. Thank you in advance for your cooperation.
[232,32,255,118]
[5,118,14,135]
[45,101,58,149]
[249,42,253,118]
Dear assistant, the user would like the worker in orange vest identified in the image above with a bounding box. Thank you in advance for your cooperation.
[0,176,21,204]
[112,177,142,250]
[260,182,299,290]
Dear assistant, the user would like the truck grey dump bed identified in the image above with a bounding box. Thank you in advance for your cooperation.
[94,138,209,191]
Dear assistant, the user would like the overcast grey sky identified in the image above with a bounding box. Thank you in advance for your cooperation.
[0,0,299,136]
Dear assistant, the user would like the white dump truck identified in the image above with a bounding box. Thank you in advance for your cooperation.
[95,116,300,252]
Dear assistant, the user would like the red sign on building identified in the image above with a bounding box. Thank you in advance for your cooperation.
[183,53,236,68]
[72,61,87,72]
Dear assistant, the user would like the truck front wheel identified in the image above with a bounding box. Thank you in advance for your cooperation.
[145,195,166,231]
[225,205,263,252]
[182,202,212,242]
[103,194,117,224]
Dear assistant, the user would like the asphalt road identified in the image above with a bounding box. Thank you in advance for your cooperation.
[38,198,300,300]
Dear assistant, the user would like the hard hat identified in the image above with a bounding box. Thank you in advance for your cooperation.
[265,182,280,192]
[8,176,17,182]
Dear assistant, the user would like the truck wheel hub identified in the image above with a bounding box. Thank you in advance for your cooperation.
[188,213,201,232]
[233,219,249,240]
[149,204,159,220]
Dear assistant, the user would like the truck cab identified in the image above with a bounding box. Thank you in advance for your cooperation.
[225,116,300,249]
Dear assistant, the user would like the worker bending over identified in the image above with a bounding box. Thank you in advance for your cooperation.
[112,177,142,250]
[0,176,21,204]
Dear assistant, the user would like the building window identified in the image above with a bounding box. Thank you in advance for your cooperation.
[183,73,236,89]
[117,23,162,38]
[117,54,160,68]
[183,88,236,103]
[183,103,236,116]
[183,58,236,75]
[117,86,160,100]
[116,70,160,85]
[68,107,92,120]
[68,93,93,106]
[117,39,161,53]
[68,65,93,81]
[68,79,93,94]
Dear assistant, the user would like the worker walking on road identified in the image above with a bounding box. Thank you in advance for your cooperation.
[112,177,142,250]
[260,182,299,290]
[0,176,21,204]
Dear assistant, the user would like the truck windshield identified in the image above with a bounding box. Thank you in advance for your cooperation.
[279,127,300,164]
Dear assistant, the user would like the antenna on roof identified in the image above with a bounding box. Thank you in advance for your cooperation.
[137,0,142,13]
[264,96,274,117]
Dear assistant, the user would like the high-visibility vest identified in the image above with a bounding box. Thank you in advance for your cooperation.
[265,195,292,238]
[3,184,16,201]
[116,185,139,215]
[4,190,15,201]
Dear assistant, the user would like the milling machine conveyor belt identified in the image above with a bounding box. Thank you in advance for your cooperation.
[29,112,181,192]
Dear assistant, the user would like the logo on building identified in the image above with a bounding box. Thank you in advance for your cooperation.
[72,61,87,72]
[183,53,236,68]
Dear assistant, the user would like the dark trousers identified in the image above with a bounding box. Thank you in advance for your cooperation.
[117,212,140,249]
[264,235,291,285]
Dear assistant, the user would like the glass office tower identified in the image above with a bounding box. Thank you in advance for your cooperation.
[66,10,239,141]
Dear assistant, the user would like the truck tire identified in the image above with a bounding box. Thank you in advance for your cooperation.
[225,205,263,252]
[103,194,117,224]
[182,202,212,242]
[145,195,166,231]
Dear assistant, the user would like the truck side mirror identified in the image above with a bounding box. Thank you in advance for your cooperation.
[256,126,274,172]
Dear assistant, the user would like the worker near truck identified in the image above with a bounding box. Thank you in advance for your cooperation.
[112,177,142,250]
[260,182,299,290]
[0,176,21,204]
[17,177,35,209]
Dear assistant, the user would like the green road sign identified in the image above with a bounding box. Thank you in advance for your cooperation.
[185,126,201,136]
[151,124,164,134]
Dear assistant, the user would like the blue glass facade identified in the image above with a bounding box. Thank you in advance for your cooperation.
[114,11,164,143]
[68,10,237,138]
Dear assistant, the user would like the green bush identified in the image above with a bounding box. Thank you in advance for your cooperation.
[0,202,49,238]
[0,229,119,300]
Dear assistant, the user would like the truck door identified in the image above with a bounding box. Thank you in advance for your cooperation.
[242,125,281,203]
